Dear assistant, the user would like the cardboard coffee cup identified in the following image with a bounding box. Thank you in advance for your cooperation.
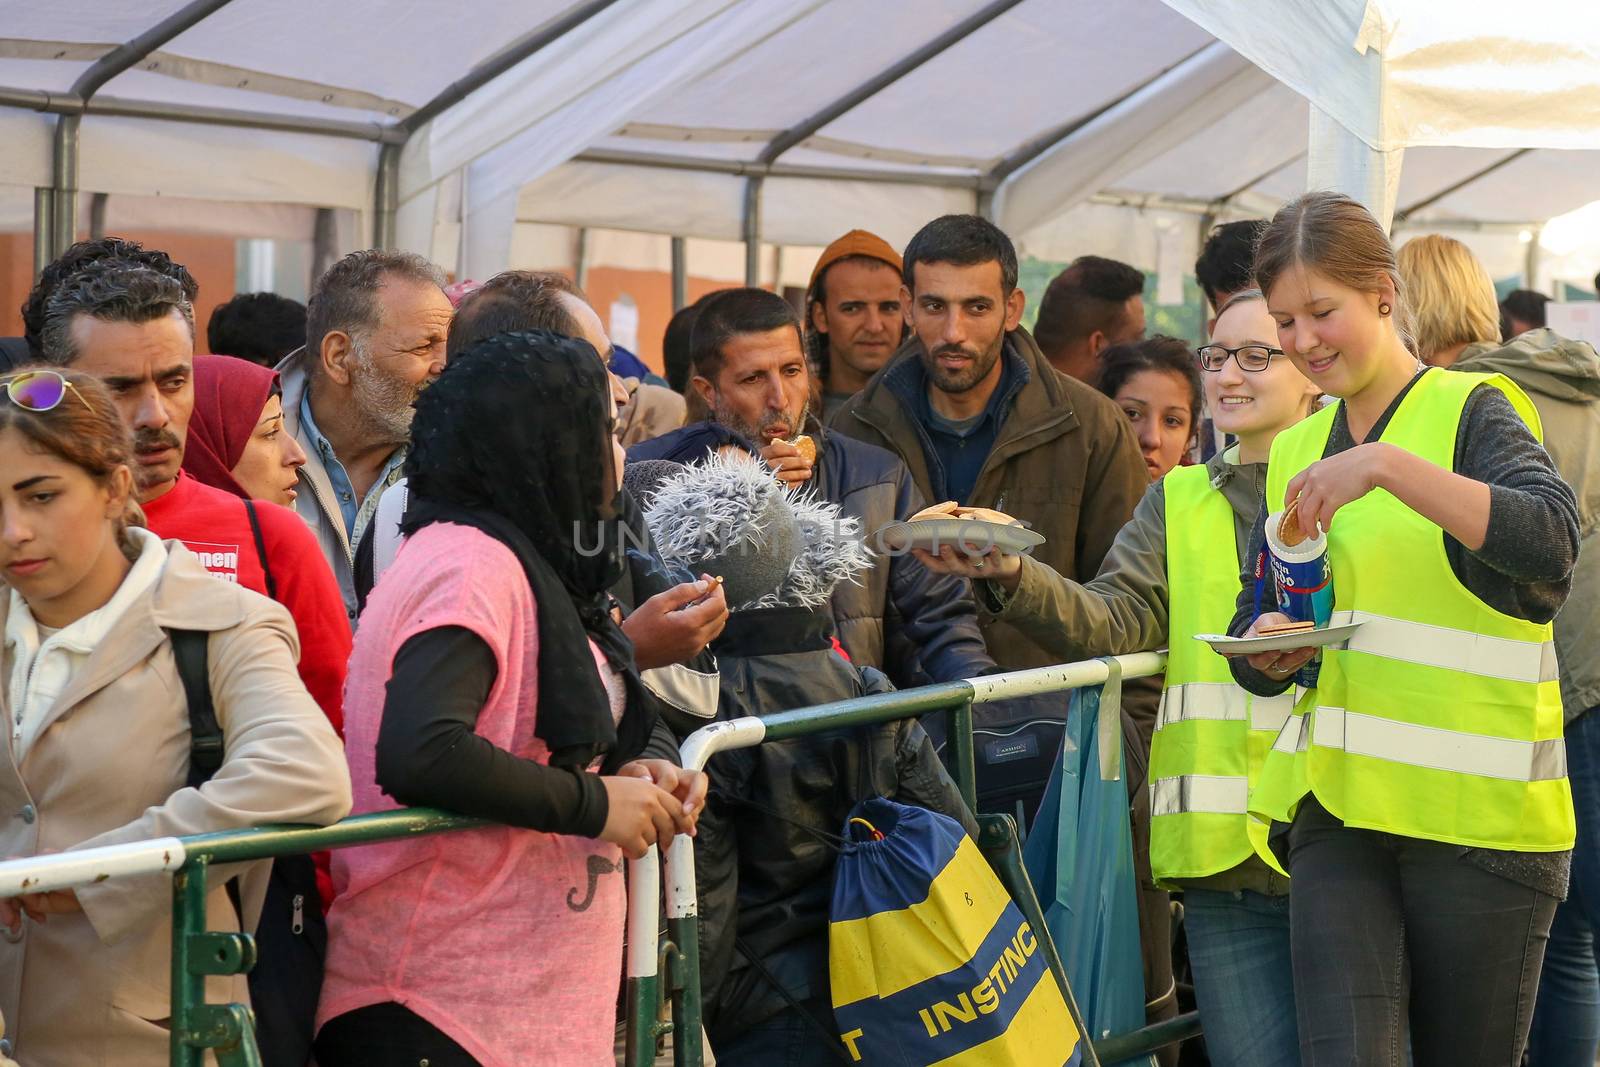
[1265,507,1334,685]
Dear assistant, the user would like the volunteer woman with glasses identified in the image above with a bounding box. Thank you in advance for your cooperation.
[914,291,1321,1067]
[0,368,351,1067]
[1231,192,1578,1066]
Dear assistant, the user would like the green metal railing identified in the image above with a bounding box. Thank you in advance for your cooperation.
[0,653,1197,1066]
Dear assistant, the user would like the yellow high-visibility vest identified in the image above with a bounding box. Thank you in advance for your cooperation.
[1150,463,1291,885]
[1251,368,1573,851]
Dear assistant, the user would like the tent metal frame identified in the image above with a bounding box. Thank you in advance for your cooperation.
[0,0,1561,280]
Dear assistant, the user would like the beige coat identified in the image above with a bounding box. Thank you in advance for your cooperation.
[0,544,352,1067]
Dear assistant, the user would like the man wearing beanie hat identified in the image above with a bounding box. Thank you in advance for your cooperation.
[806,229,907,421]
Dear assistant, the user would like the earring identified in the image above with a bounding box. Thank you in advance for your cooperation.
[1379,302,1391,315]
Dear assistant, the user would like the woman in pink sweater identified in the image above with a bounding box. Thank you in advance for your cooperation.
[316,331,705,1067]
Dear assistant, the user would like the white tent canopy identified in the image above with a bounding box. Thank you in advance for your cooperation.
[1,0,1598,288]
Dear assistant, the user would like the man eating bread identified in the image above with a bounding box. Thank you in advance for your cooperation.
[629,286,998,690]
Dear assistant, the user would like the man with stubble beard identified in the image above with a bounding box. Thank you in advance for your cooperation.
[38,259,352,730]
[806,229,907,421]
[277,250,453,621]
[629,287,997,692]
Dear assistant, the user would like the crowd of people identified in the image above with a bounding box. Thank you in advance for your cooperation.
[0,192,1596,1067]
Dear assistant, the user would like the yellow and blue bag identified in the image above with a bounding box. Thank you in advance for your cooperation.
[829,797,1082,1065]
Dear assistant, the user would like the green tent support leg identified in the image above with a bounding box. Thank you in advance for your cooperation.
[169,857,261,1067]
[667,916,704,1067]
[948,698,978,813]
[977,813,1102,1067]
[625,970,668,1067]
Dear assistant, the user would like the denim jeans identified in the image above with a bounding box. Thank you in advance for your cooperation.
[1183,888,1299,1067]
[1287,799,1555,1067]
[1528,706,1600,1065]
[711,1001,846,1067]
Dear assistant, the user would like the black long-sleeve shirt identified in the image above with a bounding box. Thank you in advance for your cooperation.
[373,625,682,837]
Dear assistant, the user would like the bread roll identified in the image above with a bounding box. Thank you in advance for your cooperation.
[956,505,1022,527]
[792,434,817,465]
[909,500,961,522]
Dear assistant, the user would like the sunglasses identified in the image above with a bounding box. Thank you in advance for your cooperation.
[1,370,95,415]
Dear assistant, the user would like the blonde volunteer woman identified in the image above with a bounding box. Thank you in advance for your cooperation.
[916,290,1320,1067]
[1231,192,1578,1067]
[0,368,351,1066]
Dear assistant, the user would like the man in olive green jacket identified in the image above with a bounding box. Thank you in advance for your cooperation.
[828,221,1147,673]
[828,214,1149,822]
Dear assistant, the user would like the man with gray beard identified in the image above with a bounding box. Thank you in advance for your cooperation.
[278,250,452,619]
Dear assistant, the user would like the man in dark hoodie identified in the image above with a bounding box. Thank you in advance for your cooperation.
[643,454,976,1065]
[1401,233,1600,1057]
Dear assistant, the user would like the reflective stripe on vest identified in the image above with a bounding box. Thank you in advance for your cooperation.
[1151,774,1248,817]
[1158,681,1296,734]
[1250,369,1574,851]
[1311,705,1567,782]
[1330,609,1559,686]
[1270,709,1310,756]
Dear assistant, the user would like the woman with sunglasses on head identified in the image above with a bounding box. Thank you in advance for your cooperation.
[1234,192,1578,1066]
[314,332,704,1067]
[913,292,1320,1067]
[0,368,351,1067]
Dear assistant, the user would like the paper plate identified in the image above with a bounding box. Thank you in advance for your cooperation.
[1194,620,1365,656]
[876,518,1046,555]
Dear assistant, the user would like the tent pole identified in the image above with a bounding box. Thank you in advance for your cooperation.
[376,0,621,256]
[754,0,1026,169]
[1305,104,1404,231]
[0,86,397,140]
[88,192,108,239]
[374,143,400,248]
[32,187,53,279]
[671,237,688,311]
[741,0,1022,267]
[574,148,977,189]
[575,228,591,291]
[44,0,239,263]
[742,178,763,287]
[50,115,80,257]
[1525,227,1543,291]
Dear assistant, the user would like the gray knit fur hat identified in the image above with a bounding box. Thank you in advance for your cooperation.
[644,452,871,611]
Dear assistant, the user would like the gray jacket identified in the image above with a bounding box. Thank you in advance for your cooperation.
[1456,329,1600,720]
[276,347,406,622]
[989,447,1263,662]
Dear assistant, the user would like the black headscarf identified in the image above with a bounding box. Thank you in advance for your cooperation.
[401,329,654,773]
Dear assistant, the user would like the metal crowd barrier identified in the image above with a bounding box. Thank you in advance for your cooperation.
[0,653,1199,1067]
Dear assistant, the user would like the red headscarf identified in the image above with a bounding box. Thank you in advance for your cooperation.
[182,354,280,499]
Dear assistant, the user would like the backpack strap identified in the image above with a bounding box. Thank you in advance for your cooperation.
[170,628,224,790]
[242,499,278,601]
[168,627,243,918]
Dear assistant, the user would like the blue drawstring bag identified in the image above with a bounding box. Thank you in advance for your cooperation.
[1022,685,1148,1064]
[829,797,1082,1065]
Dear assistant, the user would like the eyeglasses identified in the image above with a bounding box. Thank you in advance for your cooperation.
[0,370,95,414]
[1196,345,1286,373]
